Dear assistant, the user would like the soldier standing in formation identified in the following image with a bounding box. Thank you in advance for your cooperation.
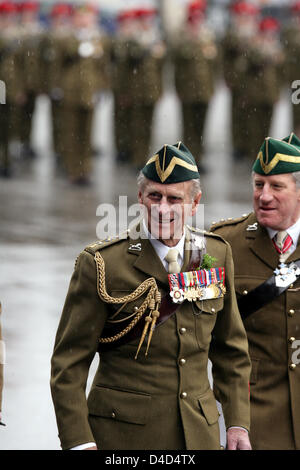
[111,8,166,169]
[0,1,24,177]
[211,133,300,449]
[17,1,45,160]
[241,15,283,159]
[51,3,111,185]
[39,2,74,171]
[282,1,300,138]
[171,0,219,172]
[222,1,260,161]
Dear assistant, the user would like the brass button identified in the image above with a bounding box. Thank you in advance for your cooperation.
[289,337,296,344]
[179,327,186,334]
[134,306,139,312]
[180,392,187,399]
[243,290,248,295]
[111,412,116,418]
[289,363,296,371]
[288,309,295,316]
[211,308,216,313]
[179,358,186,366]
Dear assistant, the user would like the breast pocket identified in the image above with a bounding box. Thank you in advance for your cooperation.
[193,298,223,351]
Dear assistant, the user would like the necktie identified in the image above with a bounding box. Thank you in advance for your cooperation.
[273,231,292,261]
[164,248,181,273]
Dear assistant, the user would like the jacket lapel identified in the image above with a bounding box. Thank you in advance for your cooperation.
[246,214,279,269]
[128,224,196,287]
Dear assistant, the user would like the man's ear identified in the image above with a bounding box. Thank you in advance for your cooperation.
[191,191,202,216]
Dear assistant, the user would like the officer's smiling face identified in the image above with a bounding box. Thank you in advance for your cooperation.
[253,173,300,230]
[138,180,201,246]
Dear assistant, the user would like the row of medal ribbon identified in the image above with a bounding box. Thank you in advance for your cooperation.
[168,267,226,303]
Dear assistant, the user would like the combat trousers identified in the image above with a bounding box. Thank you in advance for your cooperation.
[181,102,208,164]
[113,96,132,163]
[60,106,93,181]
[51,99,64,157]
[18,91,36,145]
[114,102,154,168]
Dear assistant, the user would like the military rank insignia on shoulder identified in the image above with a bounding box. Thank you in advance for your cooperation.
[210,213,250,231]
[84,230,130,254]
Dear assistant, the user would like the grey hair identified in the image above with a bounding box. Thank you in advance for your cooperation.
[293,171,300,189]
[137,171,201,200]
[251,171,300,189]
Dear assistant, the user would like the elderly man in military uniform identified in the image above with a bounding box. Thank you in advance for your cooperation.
[51,142,251,450]
[211,133,300,450]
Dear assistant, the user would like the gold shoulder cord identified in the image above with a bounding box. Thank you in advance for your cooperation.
[94,251,161,359]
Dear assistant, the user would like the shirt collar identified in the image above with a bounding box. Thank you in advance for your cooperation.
[142,219,186,266]
[266,217,300,247]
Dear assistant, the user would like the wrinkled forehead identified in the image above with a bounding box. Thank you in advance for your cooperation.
[141,180,189,197]
[252,172,296,186]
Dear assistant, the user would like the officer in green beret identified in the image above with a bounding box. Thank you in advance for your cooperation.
[51,142,251,450]
[211,132,300,449]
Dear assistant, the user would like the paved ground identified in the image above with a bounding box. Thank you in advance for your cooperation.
[0,79,292,449]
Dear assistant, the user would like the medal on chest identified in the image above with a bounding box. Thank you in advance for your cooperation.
[168,267,226,303]
[274,262,300,288]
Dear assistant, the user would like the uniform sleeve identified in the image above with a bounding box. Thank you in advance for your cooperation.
[50,250,108,450]
[209,242,251,431]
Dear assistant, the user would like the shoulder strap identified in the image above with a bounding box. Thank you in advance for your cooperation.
[238,259,300,321]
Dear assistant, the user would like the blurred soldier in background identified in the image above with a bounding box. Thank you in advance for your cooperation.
[241,15,283,159]
[0,0,24,177]
[111,9,138,165]
[171,0,219,171]
[111,7,166,169]
[39,2,74,170]
[282,2,300,138]
[17,1,45,160]
[222,1,260,161]
[54,2,111,185]
[0,302,5,427]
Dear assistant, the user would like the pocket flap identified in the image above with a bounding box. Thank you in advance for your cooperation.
[198,389,220,425]
[194,297,224,314]
[88,386,151,425]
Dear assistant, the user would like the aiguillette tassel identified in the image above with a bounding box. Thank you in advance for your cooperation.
[135,315,152,360]
[145,310,160,356]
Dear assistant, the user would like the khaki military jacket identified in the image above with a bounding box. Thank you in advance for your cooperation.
[55,31,111,109]
[172,32,219,103]
[0,30,24,103]
[111,38,165,106]
[211,213,300,450]
[50,226,251,450]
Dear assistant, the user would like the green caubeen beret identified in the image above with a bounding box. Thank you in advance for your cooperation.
[142,142,200,184]
[252,132,300,175]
